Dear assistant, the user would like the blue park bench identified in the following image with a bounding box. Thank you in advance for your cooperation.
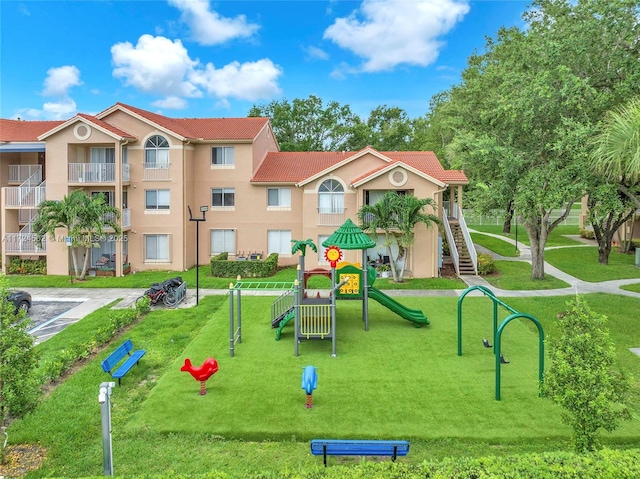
[101,339,146,385]
[310,439,410,467]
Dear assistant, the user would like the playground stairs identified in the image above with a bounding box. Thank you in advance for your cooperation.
[448,219,476,275]
[271,307,293,329]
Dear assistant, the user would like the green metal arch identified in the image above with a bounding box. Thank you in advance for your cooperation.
[495,313,545,401]
[457,285,517,356]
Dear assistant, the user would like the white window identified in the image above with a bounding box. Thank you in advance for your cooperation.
[145,190,170,210]
[145,135,169,166]
[211,229,236,255]
[318,235,330,264]
[90,147,115,163]
[319,179,344,213]
[211,146,235,165]
[145,234,170,261]
[267,188,291,207]
[268,230,292,255]
[212,188,235,207]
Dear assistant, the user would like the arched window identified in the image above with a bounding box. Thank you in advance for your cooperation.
[318,179,344,213]
[145,135,169,166]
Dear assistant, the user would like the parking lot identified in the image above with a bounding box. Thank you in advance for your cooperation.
[26,301,83,342]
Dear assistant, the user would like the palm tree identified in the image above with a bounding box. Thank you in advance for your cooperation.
[395,194,441,281]
[33,190,121,280]
[591,97,640,208]
[290,239,317,272]
[357,191,403,282]
[590,97,640,257]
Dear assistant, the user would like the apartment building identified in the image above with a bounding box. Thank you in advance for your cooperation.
[1,103,472,278]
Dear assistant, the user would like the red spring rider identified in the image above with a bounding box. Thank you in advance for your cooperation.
[181,357,219,395]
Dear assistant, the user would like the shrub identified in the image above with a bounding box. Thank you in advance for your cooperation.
[7,257,47,275]
[579,228,595,239]
[210,253,279,278]
[477,254,496,275]
[541,297,632,452]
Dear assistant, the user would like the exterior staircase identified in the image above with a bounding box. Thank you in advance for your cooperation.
[448,219,476,275]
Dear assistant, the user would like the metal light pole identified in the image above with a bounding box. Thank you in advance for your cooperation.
[98,381,115,476]
[188,205,208,305]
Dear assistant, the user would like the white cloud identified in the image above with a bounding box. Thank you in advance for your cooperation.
[152,96,188,109]
[168,0,259,45]
[191,59,282,101]
[304,45,330,61]
[323,0,469,72]
[42,98,78,118]
[112,35,201,98]
[111,35,282,108]
[42,65,82,97]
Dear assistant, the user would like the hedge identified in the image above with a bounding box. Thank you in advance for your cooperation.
[85,447,640,478]
[210,253,279,278]
[477,254,496,275]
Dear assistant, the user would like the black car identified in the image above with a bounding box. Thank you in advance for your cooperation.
[6,290,32,314]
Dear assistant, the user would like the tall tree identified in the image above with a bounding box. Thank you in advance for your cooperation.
[248,95,360,151]
[344,106,415,152]
[586,182,636,262]
[33,190,121,280]
[436,0,640,278]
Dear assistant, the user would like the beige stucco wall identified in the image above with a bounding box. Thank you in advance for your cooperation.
[3,110,455,278]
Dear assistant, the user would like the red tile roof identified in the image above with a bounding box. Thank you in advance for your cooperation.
[251,150,468,184]
[76,113,137,139]
[251,151,352,182]
[109,103,270,140]
[0,119,64,142]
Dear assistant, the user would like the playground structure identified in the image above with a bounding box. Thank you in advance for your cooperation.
[228,219,429,358]
[457,286,545,400]
[180,357,219,395]
[302,365,318,408]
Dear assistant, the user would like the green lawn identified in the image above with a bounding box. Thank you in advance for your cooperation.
[482,261,570,290]
[8,293,640,477]
[471,232,519,257]
[5,265,465,290]
[544,247,640,282]
[470,225,582,247]
[621,282,640,293]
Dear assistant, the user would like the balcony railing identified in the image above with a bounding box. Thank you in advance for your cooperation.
[317,207,345,226]
[4,233,46,253]
[68,163,115,183]
[122,208,131,228]
[4,186,46,207]
[100,208,130,228]
[8,165,42,184]
[123,164,130,182]
[143,162,170,181]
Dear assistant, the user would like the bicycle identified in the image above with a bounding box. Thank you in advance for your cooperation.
[135,276,183,308]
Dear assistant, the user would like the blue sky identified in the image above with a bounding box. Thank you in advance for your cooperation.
[1,0,529,121]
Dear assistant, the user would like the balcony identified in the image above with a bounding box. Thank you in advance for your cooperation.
[317,207,345,226]
[143,162,170,181]
[8,165,42,184]
[4,233,46,253]
[4,186,46,207]
[101,208,131,229]
[69,163,115,183]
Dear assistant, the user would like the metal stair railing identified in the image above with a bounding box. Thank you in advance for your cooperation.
[442,209,460,275]
[456,205,477,274]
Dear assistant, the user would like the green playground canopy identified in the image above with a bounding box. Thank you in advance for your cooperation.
[322,218,376,250]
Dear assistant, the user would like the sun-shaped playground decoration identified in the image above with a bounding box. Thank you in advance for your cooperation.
[324,245,343,268]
